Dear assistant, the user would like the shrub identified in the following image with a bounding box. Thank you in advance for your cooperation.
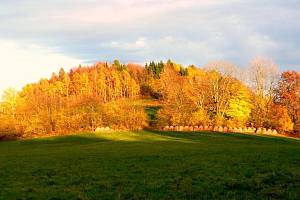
[102,100,148,130]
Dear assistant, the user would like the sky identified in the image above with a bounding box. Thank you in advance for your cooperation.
[0,0,299,94]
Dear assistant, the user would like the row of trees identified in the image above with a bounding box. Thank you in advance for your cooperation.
[151,59,299,134]
[0,62,145,137]
[0,58,299,138]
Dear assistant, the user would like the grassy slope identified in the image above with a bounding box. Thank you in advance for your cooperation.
[0,131,299,200]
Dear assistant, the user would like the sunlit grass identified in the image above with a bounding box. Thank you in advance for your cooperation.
[92,131,195,143]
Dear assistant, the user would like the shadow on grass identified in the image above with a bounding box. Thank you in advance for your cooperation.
[147,129,300,145]
[20,134,112,146]
[1,130,299,148]
[0,131,193,148]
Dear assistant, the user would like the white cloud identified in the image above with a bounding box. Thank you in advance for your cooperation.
[101,37,148,51]
[0,0,299,76]
[0,40,81,95]
[43,0,223,25]
[100,35,224,65]
[246,33,279,55]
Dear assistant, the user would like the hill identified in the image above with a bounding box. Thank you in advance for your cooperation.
[1,60,299,139]
[1,60,300,139]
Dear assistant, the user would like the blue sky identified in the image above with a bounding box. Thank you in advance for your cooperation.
[0,0,299,93]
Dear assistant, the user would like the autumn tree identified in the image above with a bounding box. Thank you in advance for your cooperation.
[225,84,252,126]
[58,68,70,98]
[0,88,20,138]
[265,104,294,132]
[204,61,241,125]
[276,71,300,133]
[248,57,280,127]
[1,88,19,119]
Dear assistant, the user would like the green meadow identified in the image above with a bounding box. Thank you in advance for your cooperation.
[0,131,299,199]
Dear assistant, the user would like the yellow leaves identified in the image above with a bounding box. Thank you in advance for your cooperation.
[0,115,19,136]
[102,100,148,130]
[157,105,210,127]
[1,88,19,119]
[189,108,210,126]
[214,115,224,126]
[226,85,252,123]
[187,66,205,79]
[278,117,294,132]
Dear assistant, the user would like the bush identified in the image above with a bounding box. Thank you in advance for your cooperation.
[266,105,294,132]
[156,106,189,126]
[188,109,210,126]
[102,100,148,130]
[0,117,22,140]
[157,106,210,126]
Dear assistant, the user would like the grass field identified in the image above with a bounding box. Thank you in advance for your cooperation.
[0,131,299,199]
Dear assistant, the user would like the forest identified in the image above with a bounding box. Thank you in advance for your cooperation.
[0,58,299,139]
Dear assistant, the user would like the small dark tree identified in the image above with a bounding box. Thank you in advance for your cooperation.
[145,61,164,79]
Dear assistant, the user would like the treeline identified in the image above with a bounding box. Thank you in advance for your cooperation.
[0,62,145,138]
[151,59,299,135]
[0,58,299,139]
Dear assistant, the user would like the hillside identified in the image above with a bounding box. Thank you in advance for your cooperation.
[0,60,299,139]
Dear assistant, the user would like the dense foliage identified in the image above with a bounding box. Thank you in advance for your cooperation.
[0,58,299,138]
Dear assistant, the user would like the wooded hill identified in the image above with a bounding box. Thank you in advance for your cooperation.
[0,58,299,139]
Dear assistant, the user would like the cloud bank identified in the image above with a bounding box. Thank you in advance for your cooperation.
[0,0,299,93]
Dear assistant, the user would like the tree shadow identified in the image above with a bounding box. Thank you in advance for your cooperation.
[1,130,299,148]
[17,134,113,147]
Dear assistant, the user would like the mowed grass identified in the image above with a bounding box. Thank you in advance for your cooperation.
[0,131,299,199]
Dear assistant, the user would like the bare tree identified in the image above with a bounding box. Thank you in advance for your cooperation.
[248,57,280,126]
[204,60,244,80]
[249,57,279,99]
